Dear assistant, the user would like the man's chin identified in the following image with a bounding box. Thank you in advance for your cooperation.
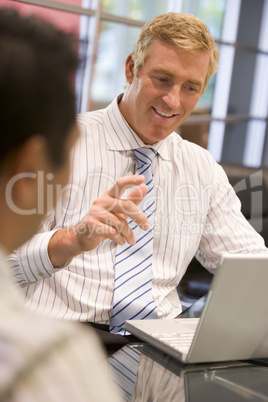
[136,123,176,144]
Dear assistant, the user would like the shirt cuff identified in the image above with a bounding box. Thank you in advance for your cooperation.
[8,229,59,286]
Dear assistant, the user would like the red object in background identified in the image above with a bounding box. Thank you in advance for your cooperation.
[0,0,86,93]
[0,0,82,37]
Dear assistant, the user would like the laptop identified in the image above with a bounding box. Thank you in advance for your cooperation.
[125,254,268,364]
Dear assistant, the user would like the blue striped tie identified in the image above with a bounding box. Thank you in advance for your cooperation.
[109,148,158,335]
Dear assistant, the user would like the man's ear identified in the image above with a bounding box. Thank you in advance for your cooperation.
[8,135,49,211]
[125,53,135,84]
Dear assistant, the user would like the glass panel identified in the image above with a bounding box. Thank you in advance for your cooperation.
[221,0,240,43]
[221,121,249,165]
[259,0,268,52]
[261,125,268,168]
[228,48,258,116]
[211,44,235,119]
[207,120,225,161]
[249,54,268,119]
[101,0,168,21]
[90,21,140,109]
[182,0,227,41]
[196,70,216,110]
[180,0,227,110]
[243,120,266,167]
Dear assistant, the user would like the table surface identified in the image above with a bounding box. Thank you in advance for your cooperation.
[107,297,268,402]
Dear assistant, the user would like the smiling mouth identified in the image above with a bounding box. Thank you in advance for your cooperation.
[153,107,177,118]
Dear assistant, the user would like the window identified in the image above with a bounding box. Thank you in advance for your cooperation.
[208,0,268,167]
[2,0,268,167]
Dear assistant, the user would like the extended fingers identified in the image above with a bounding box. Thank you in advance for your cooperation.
[107,175,145,199]
[127,182,148,206]
[91,181,149,227]
[94,196,149,230]
[83,175,150,247]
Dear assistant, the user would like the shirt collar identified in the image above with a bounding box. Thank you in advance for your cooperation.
[103,95,171,161]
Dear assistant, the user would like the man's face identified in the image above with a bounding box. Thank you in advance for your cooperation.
[119,39,210,145]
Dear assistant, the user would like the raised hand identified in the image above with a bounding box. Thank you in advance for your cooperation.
[48,175,149,268]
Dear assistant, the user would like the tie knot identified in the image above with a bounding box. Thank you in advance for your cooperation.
[133,148,157,167]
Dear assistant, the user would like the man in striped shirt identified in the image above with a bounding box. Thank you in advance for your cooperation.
[9,13,267,346]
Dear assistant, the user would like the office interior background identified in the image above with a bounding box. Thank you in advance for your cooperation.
[1,0,268,168]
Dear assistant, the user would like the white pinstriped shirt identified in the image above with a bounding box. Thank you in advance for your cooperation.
[9,96,267,323]
[108,344,185,401]
[131,350,185,401]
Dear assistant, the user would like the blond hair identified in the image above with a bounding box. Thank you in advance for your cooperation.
[132,12,219,91]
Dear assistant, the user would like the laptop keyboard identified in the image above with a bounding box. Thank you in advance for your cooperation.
[150,332,195,353]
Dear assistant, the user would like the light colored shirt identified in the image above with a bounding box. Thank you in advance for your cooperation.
[108,343,185,401]
[9,96,267,323]
[130,350,185,401]
[0,246,121,401]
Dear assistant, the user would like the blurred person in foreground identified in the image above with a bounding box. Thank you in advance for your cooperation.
[9,12,267,346]
[0,7,152,400]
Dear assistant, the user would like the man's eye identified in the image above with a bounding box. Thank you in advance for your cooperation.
[183,85,198,93]
[156,77,169,83]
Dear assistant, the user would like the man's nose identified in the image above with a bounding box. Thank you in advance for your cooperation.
[162,85,181,110]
